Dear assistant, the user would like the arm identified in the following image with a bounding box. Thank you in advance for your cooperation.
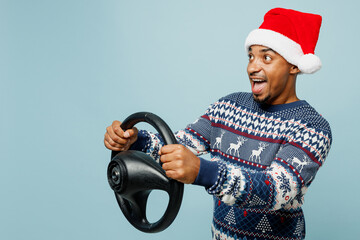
[196,124,332,211]
[104,115,212,184]
[126,117,212,183]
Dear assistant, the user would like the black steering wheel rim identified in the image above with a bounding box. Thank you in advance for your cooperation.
[108,112,184,233]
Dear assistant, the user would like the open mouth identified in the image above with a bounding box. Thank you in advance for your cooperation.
[251,79,267,95]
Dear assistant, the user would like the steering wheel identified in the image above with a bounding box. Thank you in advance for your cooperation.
[107,112,184,233]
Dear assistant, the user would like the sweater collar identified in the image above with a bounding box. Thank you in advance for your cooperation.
[257,99,308,112]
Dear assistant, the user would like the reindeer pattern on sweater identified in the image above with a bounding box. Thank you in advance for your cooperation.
[134,92,332,240]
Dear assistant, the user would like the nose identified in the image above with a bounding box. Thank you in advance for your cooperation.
[247,58,262,75]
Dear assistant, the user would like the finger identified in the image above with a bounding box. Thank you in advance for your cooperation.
[112,120,127,138]
[162,161,177,171]
[124,127,138,139]
[104,133,125,148]
[160,153,172,164]
[107,125,128,145]
[105,133,129,149]
[165,170,185,182]
[104,138,124,151]
[159,144,178,155]
[165,169,177,180]
[160,150,182,163]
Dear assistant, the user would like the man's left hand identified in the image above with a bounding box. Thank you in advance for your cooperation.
[159,144,200,184]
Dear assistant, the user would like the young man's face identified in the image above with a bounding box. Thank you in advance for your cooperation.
[247,45,299,105]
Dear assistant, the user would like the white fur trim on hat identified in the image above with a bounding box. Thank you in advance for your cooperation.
[245,29,321,74]
[298,54,322,74]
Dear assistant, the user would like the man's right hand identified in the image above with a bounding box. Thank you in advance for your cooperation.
[104,120,138,151]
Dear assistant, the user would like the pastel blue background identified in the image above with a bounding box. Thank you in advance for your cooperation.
[1,0,358,239]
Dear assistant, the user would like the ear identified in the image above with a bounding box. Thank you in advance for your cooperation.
[290,65,300,75]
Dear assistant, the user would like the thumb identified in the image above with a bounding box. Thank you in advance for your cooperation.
[123,131,130,138]
[124,127,138,139]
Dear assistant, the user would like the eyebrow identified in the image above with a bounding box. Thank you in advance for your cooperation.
[260,48,275,53]
[248,47,276,53]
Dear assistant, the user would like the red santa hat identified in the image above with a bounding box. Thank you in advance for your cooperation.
[245,8,322,74]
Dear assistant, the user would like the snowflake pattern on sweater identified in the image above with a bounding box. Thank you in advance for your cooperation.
[133,92,332,240]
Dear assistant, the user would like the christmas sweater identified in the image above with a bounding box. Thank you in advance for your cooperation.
[132,92,332,240]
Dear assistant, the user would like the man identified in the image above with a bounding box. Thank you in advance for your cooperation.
[104,8,332,240]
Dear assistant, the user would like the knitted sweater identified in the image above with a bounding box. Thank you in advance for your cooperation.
[132,92,332,240]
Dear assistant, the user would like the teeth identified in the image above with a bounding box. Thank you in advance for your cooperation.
[252,79,265,82]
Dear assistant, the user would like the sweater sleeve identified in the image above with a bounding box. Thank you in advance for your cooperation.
[196,123,332,211]
[129,117,212,163]
[129,130,164,163]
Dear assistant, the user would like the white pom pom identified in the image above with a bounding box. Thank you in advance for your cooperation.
[298,54,322,74]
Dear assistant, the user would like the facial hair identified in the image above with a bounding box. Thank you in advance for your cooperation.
[253,93,271,105]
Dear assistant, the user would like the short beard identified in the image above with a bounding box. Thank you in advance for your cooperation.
[253,94,271,105]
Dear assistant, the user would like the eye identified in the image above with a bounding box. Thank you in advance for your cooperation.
[248,54,254,61]
[264,55,272,61]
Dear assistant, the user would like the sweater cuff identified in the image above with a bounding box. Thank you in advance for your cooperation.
[193,158,219,188]
[129,130,149,151]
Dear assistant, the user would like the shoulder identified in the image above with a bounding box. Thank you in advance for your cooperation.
[203,92,253,117]
[290,103,333,149]
[216,92,256,110]
[219,92,252,102]
[291,103,333,161]
[295,103,331,134]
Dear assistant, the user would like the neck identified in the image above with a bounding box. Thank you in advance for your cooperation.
[268,74,299,105]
